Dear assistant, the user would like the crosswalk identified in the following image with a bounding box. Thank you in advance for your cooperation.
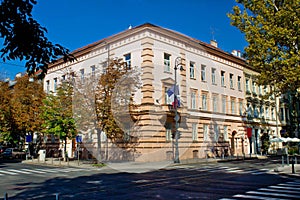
[220,180,300,200]
[168,165,271,175]
[0,167,86,176]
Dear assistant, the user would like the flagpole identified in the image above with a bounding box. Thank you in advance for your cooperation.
[174,57,182,163]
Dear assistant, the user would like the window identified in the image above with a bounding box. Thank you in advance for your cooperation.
[91,65,96,77]
[191,91,197,109]
[214,124,219,142]
[61,75,66,81]
[280,107,285,121]
[211,68,216,84]
[164,53,171,72]
[253,105,259,118]
[201,65,206,81]
[202,93,207,111]
[124,53,131,69]
[223,126,228,141]
[266,106,269,119]
[189,62,195,79]
[165,87,172,105]
[246,78,250,92]
[222,96,226,113]
[252,81,256,94]
[238,76,241,91]
[203,124,208,141]
[260,105,264,118]
[221,71,225,86]
[231,98,235,114]
[239,101,243,116]
[46,80,50,94]
[80,69,84,83]
[271,107,275,120]
[212,95,218,112]
[192,123,198,141]
[53,78,57,93]
[229,73,234,89]
[165,123,172,142]
[259,85,262,95]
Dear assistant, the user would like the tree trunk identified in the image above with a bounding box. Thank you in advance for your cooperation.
[64,138,67,162]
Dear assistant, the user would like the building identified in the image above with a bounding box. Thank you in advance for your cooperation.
[44,23,278,162]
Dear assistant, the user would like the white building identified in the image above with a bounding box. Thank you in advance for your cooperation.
[44,23,279,162]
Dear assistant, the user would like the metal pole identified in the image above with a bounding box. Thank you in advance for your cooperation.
[4,192,8,200]
[174,57,181,163]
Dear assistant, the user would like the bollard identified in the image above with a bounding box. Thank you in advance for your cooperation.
[51,157,53,165]
[55,193,59,200]
[292,156,295,174]
[67,157,69,167]
[4,192,8,200]
[59,157,61,166]
[282,155,284,167]
[287,155,289,166]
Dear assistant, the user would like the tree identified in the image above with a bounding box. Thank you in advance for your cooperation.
[0,81,15,145]
[0,0,74,78]
[41,81,77,161]
[0,76,45,148]
[95,59,141,146]
[228,0,300,94]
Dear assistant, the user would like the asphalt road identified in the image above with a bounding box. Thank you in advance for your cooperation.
[0,157,299,200]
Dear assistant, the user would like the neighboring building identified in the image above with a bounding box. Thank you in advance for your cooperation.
[243,66,282,154]
[44,23,279,162]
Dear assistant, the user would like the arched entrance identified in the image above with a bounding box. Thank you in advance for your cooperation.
[230,130,237,156]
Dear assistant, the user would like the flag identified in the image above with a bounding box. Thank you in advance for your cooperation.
[167,85,179,97]
[172,96,181,109]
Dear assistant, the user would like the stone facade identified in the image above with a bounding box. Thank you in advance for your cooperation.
[44,23,282,162]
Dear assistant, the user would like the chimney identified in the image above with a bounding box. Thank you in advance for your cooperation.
[210,40,218,48]
[231,50,238,56]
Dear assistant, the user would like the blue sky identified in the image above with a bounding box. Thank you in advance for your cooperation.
[0,0,247,79]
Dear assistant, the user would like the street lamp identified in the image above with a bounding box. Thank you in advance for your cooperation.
[174,57,183,163]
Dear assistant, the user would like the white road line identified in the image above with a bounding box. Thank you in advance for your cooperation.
[0,170,18,175]
[247,190,300,198]
[233,194,290,200]
[6,169,31,174]
[21,169,46,174]
[259,188,300,194]
[269,185,300,191]
[251,169,270,175]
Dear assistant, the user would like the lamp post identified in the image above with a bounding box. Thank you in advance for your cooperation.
[174,57,183,163]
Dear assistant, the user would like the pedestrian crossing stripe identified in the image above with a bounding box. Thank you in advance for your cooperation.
[0,167,86,176]
[220,181,300,200]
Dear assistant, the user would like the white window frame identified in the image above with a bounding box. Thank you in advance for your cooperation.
[191,91,197,109]
[124,53,131,69]
[221,71,225,86]
[231,99,235,114]
[224,126,228,141]
[53,78,57,93]
[164,53,171,72]
[203,124,208,141]
[192,123,198,141]
[212,68,216,84]
[222,96,226,113]
[190,61,195,79]
[213,95,218,112]
[201,65,206,81]
[238,76,241,91]
[202,93,207,111]
[230,73,234,89]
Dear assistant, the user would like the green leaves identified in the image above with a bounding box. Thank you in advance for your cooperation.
[228,0,300,94]
[0,0,75,78]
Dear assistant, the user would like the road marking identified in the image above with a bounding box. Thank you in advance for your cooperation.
[6,169,31,174]
[247,190,300,198]
[251,169,270,175]
[269,185,300,191]
[21,169,46,174]
[0,170,18,175]
[233,194,290,200]
[259,188,300,194]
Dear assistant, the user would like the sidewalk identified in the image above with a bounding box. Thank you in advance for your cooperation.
[21,156,300,177]
[22,157,99,169]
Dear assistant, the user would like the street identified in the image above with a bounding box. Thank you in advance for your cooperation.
[0,157,299,200]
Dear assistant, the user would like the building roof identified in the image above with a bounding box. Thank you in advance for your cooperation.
[48,23,248,69]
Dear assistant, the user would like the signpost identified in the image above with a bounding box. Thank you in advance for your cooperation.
[76,135,82,165]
